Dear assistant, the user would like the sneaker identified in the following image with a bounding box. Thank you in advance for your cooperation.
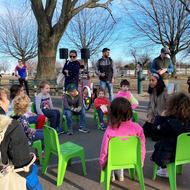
[157,168,168,178]
[57,127,65,135]
[78,127,90,133]
[67,128,74,135]
[115,169,124,181]
[111,172,115,182]
[100,123,106,131]
[118,176,124,182]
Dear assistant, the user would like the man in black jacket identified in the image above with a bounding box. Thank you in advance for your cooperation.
[95,48,116,101]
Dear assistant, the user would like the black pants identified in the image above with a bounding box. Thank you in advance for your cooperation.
[19,78,29,96]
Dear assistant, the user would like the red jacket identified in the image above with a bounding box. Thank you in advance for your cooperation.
[94,97,110,110]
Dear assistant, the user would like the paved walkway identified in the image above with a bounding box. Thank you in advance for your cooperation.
[36,97,190,190]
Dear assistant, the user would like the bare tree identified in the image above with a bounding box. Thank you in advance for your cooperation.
[0,9,37,62]
[179,0,190,13]
[64,8,116,56]
[31,0,114,80]
[0,62,10,73]
[124,0,190,73]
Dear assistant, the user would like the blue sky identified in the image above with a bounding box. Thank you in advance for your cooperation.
[0,0,188,72]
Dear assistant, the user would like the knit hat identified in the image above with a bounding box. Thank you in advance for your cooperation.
[66,83,77,92]
[161,47,170,55]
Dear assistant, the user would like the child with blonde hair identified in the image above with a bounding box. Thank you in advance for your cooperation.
[13,94,44,143]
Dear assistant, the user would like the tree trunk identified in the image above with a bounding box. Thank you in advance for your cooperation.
[35,34,59,80]
[170,53,176,76]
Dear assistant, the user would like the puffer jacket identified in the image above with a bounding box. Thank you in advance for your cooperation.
[0,114,31,168]
[151,116,190,167]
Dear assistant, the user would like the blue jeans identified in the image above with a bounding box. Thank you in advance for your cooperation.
[42,109,60,129]
[32,129,44,142]
[28,115,38,124]
[32,129,44,148]
[97,109,104,124]
[64,107,86,130]
[100,80,113,101]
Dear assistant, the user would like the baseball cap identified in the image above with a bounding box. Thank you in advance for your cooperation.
[66,83,77,92]
[161,47,170,55]
[102,48,110,53]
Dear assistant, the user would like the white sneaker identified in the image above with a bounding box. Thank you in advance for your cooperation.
[111,172,115,182]
[115,169,124,181]
[157,168,168,178]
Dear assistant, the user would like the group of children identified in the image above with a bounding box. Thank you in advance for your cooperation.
[1,73,190,186]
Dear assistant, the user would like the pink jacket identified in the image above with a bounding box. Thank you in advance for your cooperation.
[115,90,139,109]
[99,120,146,169]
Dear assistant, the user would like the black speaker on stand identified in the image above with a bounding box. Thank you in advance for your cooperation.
[81,48,90,71]
[59,48,68,59]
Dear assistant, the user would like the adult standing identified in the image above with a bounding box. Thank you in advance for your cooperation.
[95,48,116,101]
[150,47,174,85]
[15,60,29,96]
[62,50,80,91]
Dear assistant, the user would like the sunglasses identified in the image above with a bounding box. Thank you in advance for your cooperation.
[70,55,76,58]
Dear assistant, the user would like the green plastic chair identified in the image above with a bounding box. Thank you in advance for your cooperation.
[32,140,43,165]
[31,102,37,113]
[29,124,43,165]
[93,107,108,130]
[152,132,190,190]
[61,100,80,132]
[42,125,87,187]
[94,108,139,130]
[100,136,145,190]
[132,110,139,123]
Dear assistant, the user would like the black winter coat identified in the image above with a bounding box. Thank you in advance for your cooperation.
[151,115,190,167]
[0,114,32,168]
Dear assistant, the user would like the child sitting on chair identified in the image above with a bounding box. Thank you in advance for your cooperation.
[151,92,190,177]
[10,84,46,129]
[94,88,110,130]
[35,81,63,134]
[63,83,90,135]
[99,97,145,182]
[12,94,44,144]
[115,79,138,109]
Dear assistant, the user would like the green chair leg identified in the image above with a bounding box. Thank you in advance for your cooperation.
[129,168,135,180]
[62,115,68,132]
[57,157,67,187]
[105,169,111,190]
[80,154,87,176]
[167,163,177,190]
[152,163,159,180]
[100,170,105,183]
[32,140,42,165]
[42,150,51,174]
[176,165,183,175]
[136,166,145,190]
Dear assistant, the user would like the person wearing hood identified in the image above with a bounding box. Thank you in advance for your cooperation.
[0,87,31,168]
[0,87,43,189]
[63,83,90,135]
[151,92,190,177]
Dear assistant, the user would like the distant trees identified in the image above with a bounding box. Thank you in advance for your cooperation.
[0,62,10,73]
[65,8,116,56]
[0,9,37,62]
[31,0,114,79]
[125,0,190,73]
